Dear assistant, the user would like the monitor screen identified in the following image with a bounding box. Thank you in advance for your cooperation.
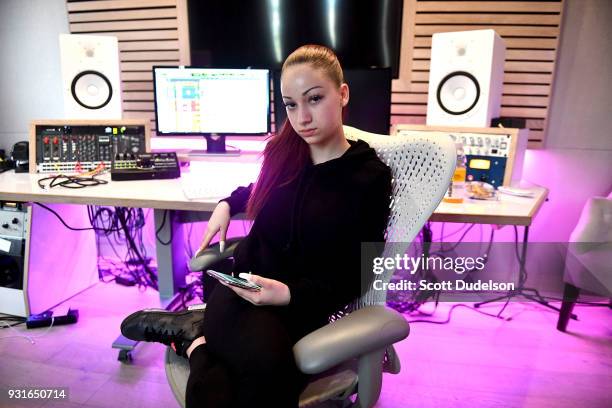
[153,67,270,135]
[188,0,404,78]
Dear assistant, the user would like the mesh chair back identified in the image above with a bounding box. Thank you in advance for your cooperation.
[343,126,456,307]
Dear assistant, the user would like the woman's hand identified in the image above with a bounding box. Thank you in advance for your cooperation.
[196,201,231,255]
[220,274,291,306]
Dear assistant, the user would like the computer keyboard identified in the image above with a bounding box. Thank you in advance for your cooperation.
[181,178,234,200]
[180,161,260,201]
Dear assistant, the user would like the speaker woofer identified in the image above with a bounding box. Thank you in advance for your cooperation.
[70,70,113,110]
[436,71,480,115]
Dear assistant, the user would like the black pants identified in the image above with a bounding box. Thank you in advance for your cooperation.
[186,284,308,408]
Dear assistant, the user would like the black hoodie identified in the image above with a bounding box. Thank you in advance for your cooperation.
[221,139,392,338]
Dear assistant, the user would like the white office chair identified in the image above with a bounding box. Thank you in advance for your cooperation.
[557,192,612,331]
[165,125,456,407]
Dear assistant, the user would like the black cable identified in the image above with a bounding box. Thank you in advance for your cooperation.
[438,222,470,242]
[512,226,550,305]
[0,321,26,328]
[37,174,107,189]
[0,314,27,328]
[86,205,155,290]
[186,222,195,259]
[437,224,476,253]
[35,203,123,233]
[399,226,607,320]
[137,209,147,257]
[525,295,611,306]
[95,207,117,232]
[89,205,121,283]
[0,314,26,321]
[124,208,151,289]
[116,208,145,288]
[406,303,511,324]
[156,209,167,235]
[115,207,158,290]
[95,235,125,284]
[389,223,492,314]
[155,209,173,245]
[34,203,155,290]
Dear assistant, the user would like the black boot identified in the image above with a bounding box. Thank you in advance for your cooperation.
[120,308,205,357]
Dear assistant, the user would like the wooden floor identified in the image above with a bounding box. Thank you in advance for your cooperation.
[0,282,610,408]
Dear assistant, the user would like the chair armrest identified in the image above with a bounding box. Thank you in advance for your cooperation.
[188,237,244,271]
[293,306,409,375]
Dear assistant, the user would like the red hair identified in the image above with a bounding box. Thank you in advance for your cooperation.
[246,45,345,219]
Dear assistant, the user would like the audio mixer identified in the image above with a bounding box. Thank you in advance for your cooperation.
[30,120,150,173]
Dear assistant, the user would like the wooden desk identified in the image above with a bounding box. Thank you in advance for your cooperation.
[0,166,549,302]
[431,186,549,226]
[0,162,549,351]
[0,173,548,223]
[0,155,261,212]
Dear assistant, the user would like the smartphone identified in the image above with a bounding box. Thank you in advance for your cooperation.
[206,270,262,291]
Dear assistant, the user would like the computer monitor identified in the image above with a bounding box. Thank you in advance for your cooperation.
[153,67,271,155]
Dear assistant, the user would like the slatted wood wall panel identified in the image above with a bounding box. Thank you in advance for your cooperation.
[66,0,190,133]
[67,0,564,147]
[393,0,565,148]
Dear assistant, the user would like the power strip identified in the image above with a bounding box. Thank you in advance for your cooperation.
[26,309,79,329]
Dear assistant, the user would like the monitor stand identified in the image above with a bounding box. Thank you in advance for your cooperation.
[189,134,241,157]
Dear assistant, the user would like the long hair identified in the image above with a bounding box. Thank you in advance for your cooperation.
[246,45,345,219]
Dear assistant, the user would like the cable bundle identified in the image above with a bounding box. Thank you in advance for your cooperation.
[37,164,108,189]
[88,205,158,290]
[387,223,496,314]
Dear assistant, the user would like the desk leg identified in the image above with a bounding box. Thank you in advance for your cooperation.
[112,209,188,362]
[474,227,577,321]
[475,226,531,313]
[154,209,188,303]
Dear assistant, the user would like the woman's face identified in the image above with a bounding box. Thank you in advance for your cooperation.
[280,63,349,145]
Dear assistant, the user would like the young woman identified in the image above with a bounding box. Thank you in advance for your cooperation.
[121,44,392,408]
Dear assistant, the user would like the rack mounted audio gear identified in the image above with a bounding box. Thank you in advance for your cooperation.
[30,119,150,174]
[111,152,180,181]
[393,124,527,188]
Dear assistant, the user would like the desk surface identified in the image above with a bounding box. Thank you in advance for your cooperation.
[0,156,262,212]
[0,160,548,225]
[431,186,548,226]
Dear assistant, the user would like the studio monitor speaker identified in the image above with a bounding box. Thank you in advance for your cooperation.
[426,29,505,128]
[59,34,122,120]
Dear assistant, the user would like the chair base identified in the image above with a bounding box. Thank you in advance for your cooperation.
[165,348,359,408]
